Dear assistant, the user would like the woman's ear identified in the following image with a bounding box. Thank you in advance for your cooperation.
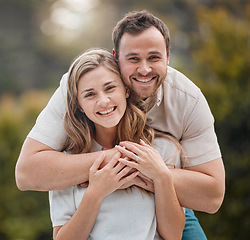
[125,88,130,98]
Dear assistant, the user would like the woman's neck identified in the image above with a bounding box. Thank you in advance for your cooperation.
[94,126,118,150]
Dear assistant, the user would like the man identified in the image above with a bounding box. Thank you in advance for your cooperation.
[16,10,225,239]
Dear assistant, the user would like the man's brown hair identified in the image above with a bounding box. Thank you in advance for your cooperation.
[112,10,170,59]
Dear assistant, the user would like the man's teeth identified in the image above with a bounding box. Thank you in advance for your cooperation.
[135,77,153,83]
[98,107,115,115]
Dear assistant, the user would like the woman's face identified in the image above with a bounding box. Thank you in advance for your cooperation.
[77,66,127,130]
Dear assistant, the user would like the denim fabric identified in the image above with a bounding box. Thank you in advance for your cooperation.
[182,209,207,240]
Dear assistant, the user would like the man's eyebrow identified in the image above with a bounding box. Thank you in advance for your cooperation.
[125,53,138,58]
[149,51,163,55]
[125,51,163,58]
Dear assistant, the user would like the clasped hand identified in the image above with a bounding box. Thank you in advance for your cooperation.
[81,140,169,194]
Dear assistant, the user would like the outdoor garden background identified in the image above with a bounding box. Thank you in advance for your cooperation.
[0,0,249,239]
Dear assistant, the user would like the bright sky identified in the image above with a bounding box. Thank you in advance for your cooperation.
[40,0,99,43]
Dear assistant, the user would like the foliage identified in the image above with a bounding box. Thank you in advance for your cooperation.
[0,92,52,240]
[0,0,249,239]
[190,4,250,240]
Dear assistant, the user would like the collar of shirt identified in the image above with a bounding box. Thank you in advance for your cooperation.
[144,84,163,112]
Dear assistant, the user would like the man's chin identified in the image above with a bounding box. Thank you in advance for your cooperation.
[130,89,156,101]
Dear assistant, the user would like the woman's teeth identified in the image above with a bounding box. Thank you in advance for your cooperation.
[98,107,115,115]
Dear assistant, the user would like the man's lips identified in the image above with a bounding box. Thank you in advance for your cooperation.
[133,76,155,83]
[97,106,116,115]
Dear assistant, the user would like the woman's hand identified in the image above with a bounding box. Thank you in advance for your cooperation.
[88,152,139,200]
[115,140,170,182]
[118,173,155,192]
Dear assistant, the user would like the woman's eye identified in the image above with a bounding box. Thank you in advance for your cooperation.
[85,93,95,98]
[106,85,116,91]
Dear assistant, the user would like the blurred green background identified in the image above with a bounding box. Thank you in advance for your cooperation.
[0,0,249,239]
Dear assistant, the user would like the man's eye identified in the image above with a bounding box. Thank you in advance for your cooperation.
[128,57,140,62]
[149,55,160,61]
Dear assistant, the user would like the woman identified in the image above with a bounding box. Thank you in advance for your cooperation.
[49,48,185,240]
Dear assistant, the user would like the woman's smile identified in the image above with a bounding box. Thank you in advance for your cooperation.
[97,106,117,116]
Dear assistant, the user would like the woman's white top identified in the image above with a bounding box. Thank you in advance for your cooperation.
[49,137,181,240]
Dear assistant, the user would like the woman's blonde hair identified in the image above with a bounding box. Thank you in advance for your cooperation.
[63,48,154,153]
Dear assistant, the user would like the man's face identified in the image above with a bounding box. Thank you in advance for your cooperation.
[117,26,168,100]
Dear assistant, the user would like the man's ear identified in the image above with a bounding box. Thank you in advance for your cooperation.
[112,49,118,60]
[167,49,170,65]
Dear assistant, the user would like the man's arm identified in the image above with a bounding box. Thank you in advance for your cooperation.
[170,157,225,214]
[124,157,225,214]
[15,137,117,191]
[116,140,225,214]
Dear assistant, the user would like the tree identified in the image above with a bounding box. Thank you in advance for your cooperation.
[190,5,250,239]
[0,91,52,240]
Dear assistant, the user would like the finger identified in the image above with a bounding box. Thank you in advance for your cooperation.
[117,165,133,178]
[113,161,126,173]
[90,152,105,172]
[140,139,150,147]
[118,158,139,169]
[119,170,139,186]
[133,176,147,188]
[137,172,153,182]
[115,145,141,162]
[79,181,89,188]
[106,152,121,168]
[120,141,148,151]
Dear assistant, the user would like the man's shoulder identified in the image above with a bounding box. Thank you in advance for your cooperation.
[164,66,201,100]
[60,72,69,85]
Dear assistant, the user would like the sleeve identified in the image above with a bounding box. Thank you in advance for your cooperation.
[27,73,68,151]
[49,187,76,227]
[180,90,221,167]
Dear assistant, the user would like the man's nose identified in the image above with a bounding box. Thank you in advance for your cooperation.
[137,60,151,75]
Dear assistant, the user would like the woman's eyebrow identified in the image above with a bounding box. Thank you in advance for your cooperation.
[80,88,94,96]
[103,81,114,87]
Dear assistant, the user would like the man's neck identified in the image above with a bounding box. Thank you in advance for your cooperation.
[143,95,157,112]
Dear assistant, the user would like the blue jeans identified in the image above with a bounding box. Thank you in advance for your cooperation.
[182,209,207,240]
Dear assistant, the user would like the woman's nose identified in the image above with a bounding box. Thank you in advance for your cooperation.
[97,92,110,106]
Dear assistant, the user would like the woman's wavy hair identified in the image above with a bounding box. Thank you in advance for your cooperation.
[63,48,154,153]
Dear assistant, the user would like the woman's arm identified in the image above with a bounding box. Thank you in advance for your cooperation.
[53,187,102,240]
[153,169,185,240]
[15,138,118,191]
[53,152,139,240]
[116,140,185,240]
